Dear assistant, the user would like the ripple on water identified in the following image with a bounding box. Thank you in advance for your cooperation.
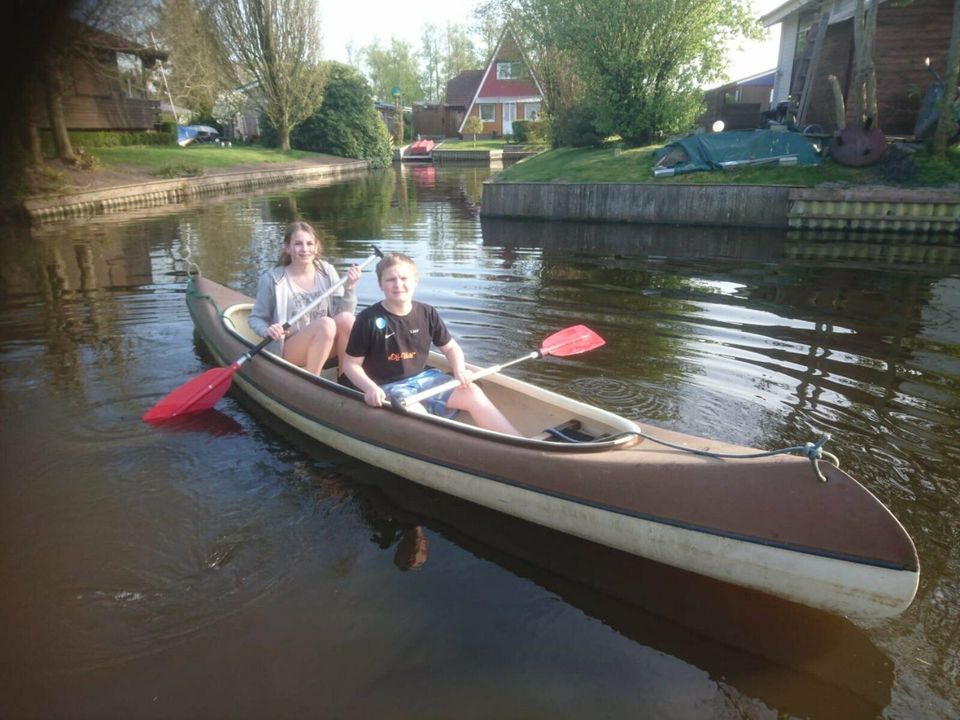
[567,376,681,422]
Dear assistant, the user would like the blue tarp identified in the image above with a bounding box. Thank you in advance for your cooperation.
[654,130,823,177]
[177,124,220,147]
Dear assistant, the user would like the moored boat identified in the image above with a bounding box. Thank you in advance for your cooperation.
[183,273,919,618]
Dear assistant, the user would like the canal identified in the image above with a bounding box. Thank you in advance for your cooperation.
[1,165,958,719]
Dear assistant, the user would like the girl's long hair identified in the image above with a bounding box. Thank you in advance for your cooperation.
[278,221,321,266]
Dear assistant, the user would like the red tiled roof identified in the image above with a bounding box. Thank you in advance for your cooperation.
[445,70,484,107]
[478,77,540,99]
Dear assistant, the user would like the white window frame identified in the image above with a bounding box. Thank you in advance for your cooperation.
[524,102,541,121]
[479,103,496,122]
[496,62,522,80]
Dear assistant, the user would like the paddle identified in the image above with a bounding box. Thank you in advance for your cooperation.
[394,325,605,410]
[143,246,384,422]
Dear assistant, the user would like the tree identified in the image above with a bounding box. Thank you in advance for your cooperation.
[292,62,392,167]
[442,23,483,83]
[463,114,484,146]
[493,0,760,146]
[213,0,326,150]
[419,24,444,102]
[932,0,960,154]
[850,0,879,126]
[154,0,232,119]
[362,37,425,103]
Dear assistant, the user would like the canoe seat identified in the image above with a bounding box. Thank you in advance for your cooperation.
[533,419,598,443]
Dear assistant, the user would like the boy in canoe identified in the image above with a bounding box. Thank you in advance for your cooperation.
[343,252,520,436]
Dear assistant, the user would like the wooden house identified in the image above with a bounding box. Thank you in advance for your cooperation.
[443,69,485,138]
[35,21,168,131]
[762,0,954,134]
[449,27,544,139]
[699,69,776,130]
[411,102,445,139]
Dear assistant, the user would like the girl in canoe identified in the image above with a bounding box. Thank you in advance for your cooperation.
[249,221,362,375]
[343,252,520,435]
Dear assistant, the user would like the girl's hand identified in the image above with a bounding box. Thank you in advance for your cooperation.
[453,366,472,387]
[345,264,362,290]
[266,323,286,341]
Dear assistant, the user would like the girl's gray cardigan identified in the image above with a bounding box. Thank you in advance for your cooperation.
[247,260,358,355]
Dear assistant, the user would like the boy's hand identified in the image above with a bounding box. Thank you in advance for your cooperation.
[363,385,387,407]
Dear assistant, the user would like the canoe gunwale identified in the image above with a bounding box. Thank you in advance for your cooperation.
[206,293,644,455]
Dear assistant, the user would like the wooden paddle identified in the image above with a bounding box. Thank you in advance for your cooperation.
[144,246,383,422]
[394,325,605,410]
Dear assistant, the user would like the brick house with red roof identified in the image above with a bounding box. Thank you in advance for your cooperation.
[446,27,544,139]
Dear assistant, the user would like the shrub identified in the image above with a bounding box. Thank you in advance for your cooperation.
[511,120,548,145]
[549,106,603,148]
[290,62,392,168]
[39,129,177,154]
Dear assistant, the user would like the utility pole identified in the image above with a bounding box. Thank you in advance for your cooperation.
[392,86,403,145]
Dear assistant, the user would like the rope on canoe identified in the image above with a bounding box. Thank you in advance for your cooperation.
[634,430,841,483]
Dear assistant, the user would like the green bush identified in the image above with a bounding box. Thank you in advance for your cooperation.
[549,106,603,148]
[290,61,393,168]
[511,120,548,145]
[39,129,177,154]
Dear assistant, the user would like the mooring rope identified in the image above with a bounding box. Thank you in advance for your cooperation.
[634,429,840,482]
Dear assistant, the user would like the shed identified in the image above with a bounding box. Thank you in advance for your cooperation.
[34,20,168,131]
[762,0,954,134]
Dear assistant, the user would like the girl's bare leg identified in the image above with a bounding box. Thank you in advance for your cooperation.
[333,312,356,373]
[282,316,337,374]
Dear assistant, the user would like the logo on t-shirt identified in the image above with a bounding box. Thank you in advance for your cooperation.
[375,316,387,331]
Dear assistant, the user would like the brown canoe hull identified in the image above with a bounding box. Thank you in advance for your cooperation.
[183,275,919,617]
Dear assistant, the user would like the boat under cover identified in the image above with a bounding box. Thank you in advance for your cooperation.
[183,275,920,618]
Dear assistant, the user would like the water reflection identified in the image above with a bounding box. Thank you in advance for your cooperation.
[0,167,957,718]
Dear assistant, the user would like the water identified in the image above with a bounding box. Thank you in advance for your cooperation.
[1,165,958,719]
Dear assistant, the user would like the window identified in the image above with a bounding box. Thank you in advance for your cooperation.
[524,102,540,121]
[496,62,522,80]
[479,104,495,122]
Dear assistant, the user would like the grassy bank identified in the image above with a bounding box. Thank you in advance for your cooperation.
[434,138,548,152]
[497,144,960,188]
[89,145,331,177]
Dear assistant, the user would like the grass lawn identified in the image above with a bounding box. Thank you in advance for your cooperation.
[434,138,548,151]
[88,145,330,177]
[496,144,960,188]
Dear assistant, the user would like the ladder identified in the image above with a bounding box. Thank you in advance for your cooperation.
[790,2,831,126]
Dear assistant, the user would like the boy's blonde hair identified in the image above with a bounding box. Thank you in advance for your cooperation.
[376,252,419,282]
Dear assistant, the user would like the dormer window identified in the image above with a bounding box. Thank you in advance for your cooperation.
[496,61,522,80]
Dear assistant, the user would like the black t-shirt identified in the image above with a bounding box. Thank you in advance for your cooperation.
[346,301,452,385]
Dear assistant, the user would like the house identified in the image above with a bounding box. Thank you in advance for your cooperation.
[762,0,954,134]
[411,102,445,139]
[443,69,484,138]
[35,20,168,131]
[449,27,544,139]
[699,69,776,131]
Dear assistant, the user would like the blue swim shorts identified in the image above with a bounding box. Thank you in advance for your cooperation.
[383,368,459,419]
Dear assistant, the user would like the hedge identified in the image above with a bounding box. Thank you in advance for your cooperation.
[40,128,177,153]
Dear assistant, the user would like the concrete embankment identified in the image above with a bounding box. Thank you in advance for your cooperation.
[481,182,960,234]
[24,159,369,223]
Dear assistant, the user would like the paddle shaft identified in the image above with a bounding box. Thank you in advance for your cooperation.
[398,351,540,408]
[237,249,382,369]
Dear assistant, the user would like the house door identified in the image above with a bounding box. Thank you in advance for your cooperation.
[502,102,516,136]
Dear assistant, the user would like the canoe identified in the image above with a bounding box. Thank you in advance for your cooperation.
[185,274,920,618]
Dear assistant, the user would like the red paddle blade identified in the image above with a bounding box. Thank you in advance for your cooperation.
[142,364,239,422]
[539,325,605,357]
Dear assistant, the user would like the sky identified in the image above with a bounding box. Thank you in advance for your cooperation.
[318,0,786,85]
